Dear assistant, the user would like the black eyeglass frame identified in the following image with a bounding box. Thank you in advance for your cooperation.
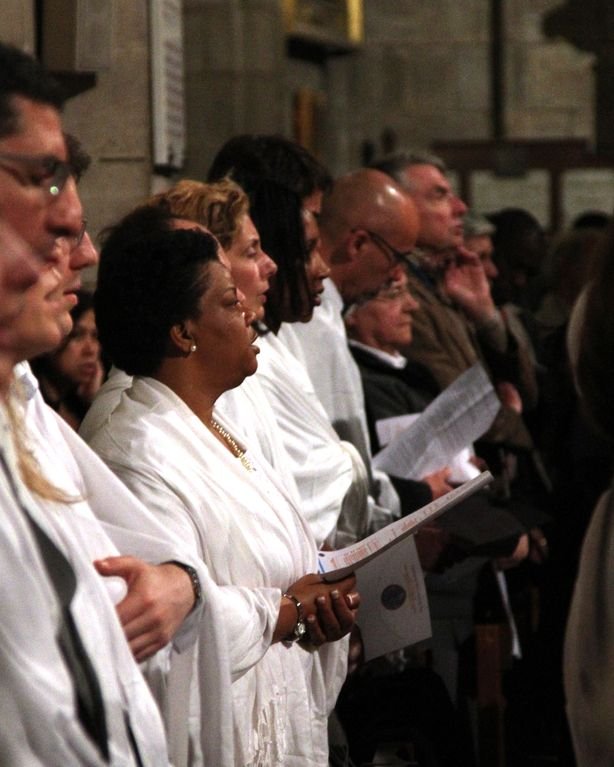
[70,219,88,250]
[360,228,415,265]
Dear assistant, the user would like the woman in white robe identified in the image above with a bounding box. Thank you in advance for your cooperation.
[207,139,397,549]
[146,179,363,546]
[81,179,296,483]
[88,210,358,767]
[10,369,170,766]
[7,225,237,765]
[13,360,235,766]
[0,401,111,767]
[252,208,370,546]
[148,178,300,482]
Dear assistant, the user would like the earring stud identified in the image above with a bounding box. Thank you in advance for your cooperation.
[190,343,197,353]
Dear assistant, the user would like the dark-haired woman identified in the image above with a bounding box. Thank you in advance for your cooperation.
[31,289,104,430]
[88,214,358,767]
[208,137,371,549]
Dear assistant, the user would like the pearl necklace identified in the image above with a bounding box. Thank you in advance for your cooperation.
[210,418,254,472]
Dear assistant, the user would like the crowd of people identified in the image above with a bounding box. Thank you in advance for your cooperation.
[1,41,613,767]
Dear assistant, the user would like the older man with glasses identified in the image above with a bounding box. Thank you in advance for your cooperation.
[369,151,536,450]
[0,64,82,262]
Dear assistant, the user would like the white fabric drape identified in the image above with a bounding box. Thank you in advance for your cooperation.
[78,365,131,444]
[16,362,234,767]
[87,376,348,766]
[257,328,369,548]
[0,402,112,766]
[216,371,301,499]
[279,281,401,527]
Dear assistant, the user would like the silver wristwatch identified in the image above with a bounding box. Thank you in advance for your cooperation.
[283,592,307,644]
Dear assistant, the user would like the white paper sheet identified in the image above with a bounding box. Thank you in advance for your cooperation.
[376,418,480,484]
[356,535,431,660]
[318,472,492,659]
[318,471,493,580]
[372,363,500,480]
[375,413,419,448]
[448,447,481,484]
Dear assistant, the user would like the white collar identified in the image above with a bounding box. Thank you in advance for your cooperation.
[13,361,38,401]
[348,340,407,369]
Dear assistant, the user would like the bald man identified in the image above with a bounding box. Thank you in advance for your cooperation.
[319,168,420,305]
[279,169,426,530]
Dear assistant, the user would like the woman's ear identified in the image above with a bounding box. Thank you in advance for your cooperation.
[169,322,194,356]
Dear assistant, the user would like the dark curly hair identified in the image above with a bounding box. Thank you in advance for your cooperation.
[95,206,219,376]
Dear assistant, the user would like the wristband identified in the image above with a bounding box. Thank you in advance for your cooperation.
[166,560,202,609]
[282,592,307,644]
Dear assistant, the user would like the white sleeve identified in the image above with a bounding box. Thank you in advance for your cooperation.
[0,475,107,767]
[105,459,280,679]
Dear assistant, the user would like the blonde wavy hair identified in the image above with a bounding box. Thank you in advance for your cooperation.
[148,178,249,250]
[6,379,77,504]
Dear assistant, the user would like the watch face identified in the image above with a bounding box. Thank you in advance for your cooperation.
[295,620,307,640]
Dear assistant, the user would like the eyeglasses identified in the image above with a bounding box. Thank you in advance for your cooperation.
[363,229,415,265]
[69,219,87,250]
[350,279,412,309]
[373,282,413,302]
[0,151,72,197]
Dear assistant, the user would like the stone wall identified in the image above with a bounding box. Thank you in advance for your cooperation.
[0,0,607,245]
[60,3,153,251]
[505,0,595,139]
[180,1,597,180]
[324,0,595,173]
[2,1,153,286]
[183,0,287,179]
[2,3,35,51]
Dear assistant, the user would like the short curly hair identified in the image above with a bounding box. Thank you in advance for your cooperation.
[95,206,219,376]
[148,178,249,250]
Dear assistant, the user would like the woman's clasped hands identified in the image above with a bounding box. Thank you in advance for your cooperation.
[276,573,360,647]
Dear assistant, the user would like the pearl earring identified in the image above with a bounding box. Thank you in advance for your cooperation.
[190,343,197,353]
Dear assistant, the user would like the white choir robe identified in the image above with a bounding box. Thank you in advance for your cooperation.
[16,362,234,767]
[216,371,301,494]
[78,365,131,444]
[82,365,301,507]
[0,402,109,766]
[278,282,402,526]
[87,375,349,767]
[256,328,369,548]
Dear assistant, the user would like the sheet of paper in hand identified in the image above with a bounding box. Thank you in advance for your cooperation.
[318,471,493,659]
[372,363,499,481]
